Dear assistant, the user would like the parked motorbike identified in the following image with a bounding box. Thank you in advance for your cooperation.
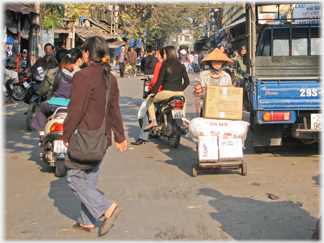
[138,76,188,148]
[4,71,29,101]
[24,67,46,131]
[40,106,67,177]
[136,57,142,76]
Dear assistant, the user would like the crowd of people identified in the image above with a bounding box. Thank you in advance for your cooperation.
[25,38,251,235]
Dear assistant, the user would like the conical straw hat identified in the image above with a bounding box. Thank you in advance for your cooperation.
[200,48,234,66]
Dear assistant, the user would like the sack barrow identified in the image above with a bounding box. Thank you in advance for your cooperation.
[192,146,247,177]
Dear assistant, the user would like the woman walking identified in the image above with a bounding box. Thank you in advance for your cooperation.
[63,36,127,235]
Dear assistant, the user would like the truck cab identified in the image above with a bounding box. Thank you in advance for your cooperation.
[245,3,321,152]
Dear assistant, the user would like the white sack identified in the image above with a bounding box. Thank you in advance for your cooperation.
[188,117,250,148]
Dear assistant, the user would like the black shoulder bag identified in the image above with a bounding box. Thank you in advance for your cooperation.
[67,80,111,163]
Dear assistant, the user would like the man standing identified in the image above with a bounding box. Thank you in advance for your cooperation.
[140,45,158,76]
[198,46,210,71]
[116,46,127,78]
[193,51,199,73]
[233,46,247,86]
[26,43,58,78]
[127,46,137,78]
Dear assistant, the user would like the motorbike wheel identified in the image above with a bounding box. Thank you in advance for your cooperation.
[4,87,11,104]
[168,125,181,148]
[26,102,37,131]
[138,119,160,138]
[11,85,26,101]
[55,159,67,177]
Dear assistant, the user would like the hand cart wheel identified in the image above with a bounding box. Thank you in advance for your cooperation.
[241,161,247,176]
[192,164,198,177]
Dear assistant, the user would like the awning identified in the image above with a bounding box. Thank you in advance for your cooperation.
[75,26,125,48]
[5,3,39,15]
[217,17,246,36]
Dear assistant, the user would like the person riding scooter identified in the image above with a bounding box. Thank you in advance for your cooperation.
[31,48,83,144]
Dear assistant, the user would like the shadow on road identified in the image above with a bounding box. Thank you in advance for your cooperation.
[198,187,318,240]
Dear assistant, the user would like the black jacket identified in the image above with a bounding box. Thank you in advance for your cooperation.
[141,54,158,75]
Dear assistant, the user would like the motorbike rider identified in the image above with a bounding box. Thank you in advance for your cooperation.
[26,43,58,78]
[195,48,234,116]
[31,48,83,143]
[131,46,165,145]
[38,49,69,100]
[140,45,157,76]
[144,45,189,131]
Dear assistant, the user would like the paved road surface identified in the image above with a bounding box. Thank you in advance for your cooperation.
[3,72,321,240]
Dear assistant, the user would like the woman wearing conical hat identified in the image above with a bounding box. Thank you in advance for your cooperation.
[195,48,234,96]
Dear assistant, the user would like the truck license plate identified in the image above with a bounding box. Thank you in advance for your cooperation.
[171,109,185,119]
[311,114,322,130]
[53,140,67,153]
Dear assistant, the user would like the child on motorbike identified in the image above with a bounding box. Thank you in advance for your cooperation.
[31,48,83,143]
[131,46,165,145]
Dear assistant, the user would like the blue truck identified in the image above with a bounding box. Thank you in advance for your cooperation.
[245,3,321,152]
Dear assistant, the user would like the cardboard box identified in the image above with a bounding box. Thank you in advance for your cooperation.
[203,86,243,120]
[198,136,218,162]
[218,138,243,161]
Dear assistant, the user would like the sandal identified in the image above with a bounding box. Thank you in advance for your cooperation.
[100,207,123,235]
[73,222,97,233]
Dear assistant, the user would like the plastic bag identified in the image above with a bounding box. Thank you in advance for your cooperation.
[137,100,147,119]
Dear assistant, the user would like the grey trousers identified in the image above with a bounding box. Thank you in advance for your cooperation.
[66,161,113,226]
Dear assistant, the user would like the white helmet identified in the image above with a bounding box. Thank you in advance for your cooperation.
[35,66,45,81]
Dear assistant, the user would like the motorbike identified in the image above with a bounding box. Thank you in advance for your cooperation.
[4,71,29,101]
[136,57,142,76]
[138,76,188,148]
[40,106,68,177]
[24,67,46,131]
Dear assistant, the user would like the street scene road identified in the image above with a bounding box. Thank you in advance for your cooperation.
[3,72,321,240]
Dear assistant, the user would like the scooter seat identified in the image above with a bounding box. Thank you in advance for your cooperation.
[160,95,185,106]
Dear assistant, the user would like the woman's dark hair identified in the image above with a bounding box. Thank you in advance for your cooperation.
[83,36,111,88]
[158,46,165,58]
[56,49,69,64]
[60,48,82,72]
[163,45,181,74]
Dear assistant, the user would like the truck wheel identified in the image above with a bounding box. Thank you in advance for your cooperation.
[168,125,181,148]
[26,102,37,131]
[253,146,267,153]
[55,159,67,177]
[241,162,247,176]
[249,111,255,132]
[192,164,198,177]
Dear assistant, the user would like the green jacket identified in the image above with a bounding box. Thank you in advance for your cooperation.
[38,67,59,100]
[234,56,246,80]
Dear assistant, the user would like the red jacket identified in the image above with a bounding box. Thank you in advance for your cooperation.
[149,61,163,92]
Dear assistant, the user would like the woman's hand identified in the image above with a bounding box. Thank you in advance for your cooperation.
[147,93,155,97]
[116,140,127,152]
[64,142,69,147]
[227,84,235,87]
[195,84,202,94]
